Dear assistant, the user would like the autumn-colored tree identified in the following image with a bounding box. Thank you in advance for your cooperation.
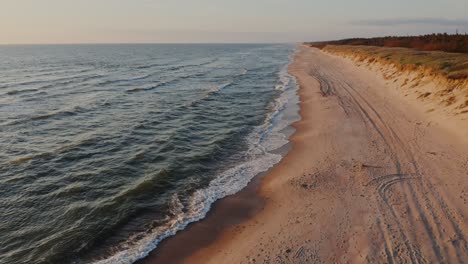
[308,34,468,53]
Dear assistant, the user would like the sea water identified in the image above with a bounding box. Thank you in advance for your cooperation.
[0,44,299,263]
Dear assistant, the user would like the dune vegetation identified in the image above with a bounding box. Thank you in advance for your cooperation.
[317,44,468,80]
[305,43,468,116]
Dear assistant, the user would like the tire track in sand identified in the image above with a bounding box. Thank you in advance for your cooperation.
[306,52,467,263]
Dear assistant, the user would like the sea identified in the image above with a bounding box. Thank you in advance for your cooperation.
[0,44,299,263]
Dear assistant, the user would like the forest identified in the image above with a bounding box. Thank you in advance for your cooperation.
[308,33,468,53]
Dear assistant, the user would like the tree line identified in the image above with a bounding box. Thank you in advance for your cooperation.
[308,33,468,53]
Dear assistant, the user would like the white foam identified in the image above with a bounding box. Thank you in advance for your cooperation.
[92,48,300,264]
[207,80,233,94]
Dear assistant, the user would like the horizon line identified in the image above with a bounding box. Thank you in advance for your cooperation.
[0,42,301,46]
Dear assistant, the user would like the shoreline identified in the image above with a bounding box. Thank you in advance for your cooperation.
[137,143,294,264]
[142,45,468,263]
[174,45,328,264]
[137,49,300,264]
[137,170,267,264]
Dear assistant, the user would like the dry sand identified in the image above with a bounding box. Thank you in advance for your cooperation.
[146,45,468,263]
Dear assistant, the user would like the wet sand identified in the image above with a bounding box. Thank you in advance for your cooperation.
[137,171,265,264]
[143,45,468,263]
[138,145,293,264]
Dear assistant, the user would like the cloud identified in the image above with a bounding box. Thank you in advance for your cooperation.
[352,18,468,27]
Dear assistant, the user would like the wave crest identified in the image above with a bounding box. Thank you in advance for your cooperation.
[92,49,299,264]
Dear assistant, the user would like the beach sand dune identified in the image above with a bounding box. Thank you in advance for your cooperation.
[148,46,468,263]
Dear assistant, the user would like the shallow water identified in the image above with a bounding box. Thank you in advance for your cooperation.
[0,44,298,263]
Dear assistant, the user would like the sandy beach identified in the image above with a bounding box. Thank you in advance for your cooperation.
[143,45,468,263]
[4,1,468,262]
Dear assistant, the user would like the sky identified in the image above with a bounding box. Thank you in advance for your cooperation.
[0,0,467,44]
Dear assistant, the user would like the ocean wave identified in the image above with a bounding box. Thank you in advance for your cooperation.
[126,82,165,92]
[0,73,104,90]
[26,67,94,78]
[3,108,82,127]
[0,44,299,264]
[5,135,98,167]
[32,110,77,121]
[125,74,152,82]
[126,71,209,93]
[91,50,299,264]
[8,152,54,165]
[185,81,234,107]
[207,81,233,94]
[37,74,105,90]
[99,74,153,87]
[167,59,219,72]
[0,79,48,89]
[184,68,249,107]
[108,169,171,204]
[94,154,281,264]
[48,182,89,199]
[239,68,248,76]
[179,72,207,80]
[81,74,107,83]
[135,63,165,70]
[5,88,39,95]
